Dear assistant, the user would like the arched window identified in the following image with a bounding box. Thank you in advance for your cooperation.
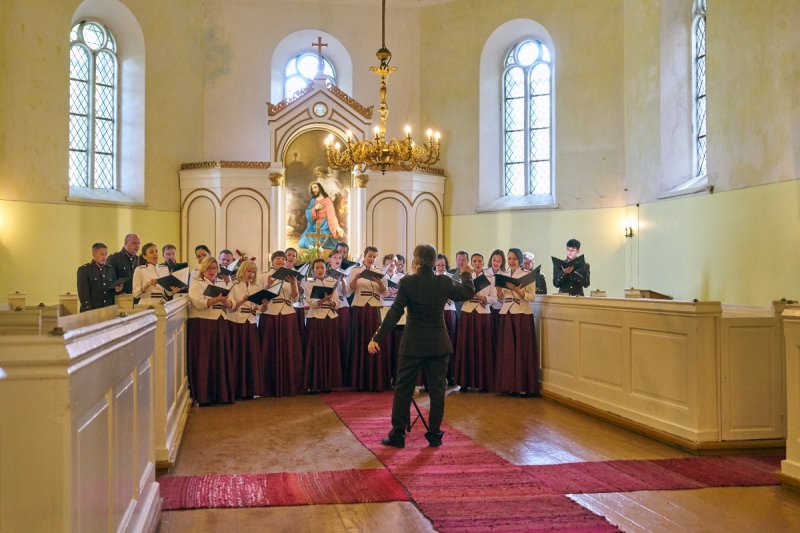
[693,0,707,178]
[284,53,335,98]
[503,40,552,197]
[69,20,117,190]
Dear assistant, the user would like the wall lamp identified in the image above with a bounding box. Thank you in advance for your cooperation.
[624,226,634,238]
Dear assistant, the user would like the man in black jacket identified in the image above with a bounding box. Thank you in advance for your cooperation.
[369,244,475,448]
[552,238,590,296]
[77,243,122,312]
[106,233,141,294]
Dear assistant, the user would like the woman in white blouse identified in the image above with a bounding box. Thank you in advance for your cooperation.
[435,254,458,385]
[188,257,234,405]
[257,250,302,397]
[133,242,180,306]
[303,258,342,392]
[346,246,390,391]
[494,247,538,396]
[454,252,497,393]
[225,261,264,400]
[327,249,352,385]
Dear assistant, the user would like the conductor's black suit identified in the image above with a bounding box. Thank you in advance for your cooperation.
[372,267,474,445]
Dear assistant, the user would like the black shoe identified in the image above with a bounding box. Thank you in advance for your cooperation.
[424,431,444,447]
[381,437,405,449]
[459,386,469,393]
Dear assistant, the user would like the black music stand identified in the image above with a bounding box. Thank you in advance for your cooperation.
[407,397,429,432]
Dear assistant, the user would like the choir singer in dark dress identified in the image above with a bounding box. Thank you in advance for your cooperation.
[368,244,475,449]
[553,238,591,296]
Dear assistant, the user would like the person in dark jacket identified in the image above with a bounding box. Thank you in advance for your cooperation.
[552,238,590,296]
[106,233,141,294]
[368,244,475,448]
[77,242,122,312]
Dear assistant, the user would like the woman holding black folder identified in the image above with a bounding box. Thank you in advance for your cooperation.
[258,250,302,397]
[494,248,538,396]
[133,242,179,306]
[187,257,234,405]
[225,261,264,400]
[304,258,343,392]
[486,249,507,349]
[327,249,352,384]
[454,253,497,392]
[347,246,391,391]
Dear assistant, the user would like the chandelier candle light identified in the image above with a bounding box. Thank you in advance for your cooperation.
[325,0,441,175]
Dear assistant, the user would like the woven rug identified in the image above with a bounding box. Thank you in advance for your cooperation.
[522,455,782,494]
[322,392,621,533]
[159,468,409,510]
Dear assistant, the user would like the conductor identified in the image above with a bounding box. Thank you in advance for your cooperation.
[368,244,475,448]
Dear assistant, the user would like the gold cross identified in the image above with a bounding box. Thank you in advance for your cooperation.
[304,221,331,249]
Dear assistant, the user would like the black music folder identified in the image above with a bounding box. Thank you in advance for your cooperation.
[494,266,541,289]
[109,277,130,290]
[272,267,304,281]
[156,275,187,291]
[246,285,282,304]
[552,255,586,271]
[202,284,230,298]
[309,285,335,299]
[358,268,385,281]
[472,274,491,293]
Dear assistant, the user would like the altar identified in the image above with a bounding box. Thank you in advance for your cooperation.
[179,72,445,269]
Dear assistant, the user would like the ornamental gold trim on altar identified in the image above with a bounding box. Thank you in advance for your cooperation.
[354,173,369,188]
[269,172,285,186]
[266,81,373,120]
[325,84,373,119]
[374,164,445,176]
[180,161,272,171]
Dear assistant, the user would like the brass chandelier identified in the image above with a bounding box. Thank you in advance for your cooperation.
[325,0,441,175]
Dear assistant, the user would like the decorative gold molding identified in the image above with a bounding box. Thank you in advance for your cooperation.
[325,83,374,119]
[370,164,445,176]
[268,172,285,186]
[180,161,272,171]
[267,83,314,116]
[354,173,369,188]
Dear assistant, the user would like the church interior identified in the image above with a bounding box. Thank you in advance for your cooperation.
[3,0,800,531]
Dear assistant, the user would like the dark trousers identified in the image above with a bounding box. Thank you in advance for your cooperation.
[389,353,449,439]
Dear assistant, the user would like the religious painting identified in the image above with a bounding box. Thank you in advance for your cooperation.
[283,129,350,252]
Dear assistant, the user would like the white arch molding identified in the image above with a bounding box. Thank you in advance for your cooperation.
[220,189,271,272]
[365,191,444,258]
[181,190,220,263]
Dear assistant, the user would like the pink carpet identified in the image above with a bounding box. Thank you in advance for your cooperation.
[322,392,621,533]
[159,468,409,510]
[522,455,782,494]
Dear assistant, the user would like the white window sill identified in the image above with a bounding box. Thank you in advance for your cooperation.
[67,187,146,207]
[476,194,558,213]
[658,174,712,200]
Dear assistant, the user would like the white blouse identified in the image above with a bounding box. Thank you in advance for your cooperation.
[225,281,261,325]
[498,268,536,315]
[461,271,498,314]
[133,263,171,305]
[305,277,340,319]
[258,269,298,316]
[484,268,506,310]
[331,270,351,309]
[188,278,230,320]
[347,265,388,307]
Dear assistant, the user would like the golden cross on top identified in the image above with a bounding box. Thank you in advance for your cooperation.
[312,37,328,72]
[304,221,331,249]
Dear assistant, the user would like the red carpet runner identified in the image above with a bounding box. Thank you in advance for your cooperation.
[159,469,409,510]
[323,392,621,533]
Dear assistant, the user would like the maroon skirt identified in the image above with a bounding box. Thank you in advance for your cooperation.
[454,311,495,391]
[295,306,307,350]
[337,307,352,385]
[263,313,304,397]
[227,320,264,399]
[444,309,457,380]
[350,305,392,391]
[304,316,343,392]
[187,317,235,405]
[495,313,538,394]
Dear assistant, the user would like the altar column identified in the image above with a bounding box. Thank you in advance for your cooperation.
[351,170,370,257]
[269,169,286,253]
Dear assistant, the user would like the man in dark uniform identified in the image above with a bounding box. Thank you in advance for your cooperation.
[552,238,590,296]
[106,233,141,294]
[77,243,123,312]
[369,244,475,449]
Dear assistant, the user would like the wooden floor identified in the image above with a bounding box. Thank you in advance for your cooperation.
[156,390,800,532]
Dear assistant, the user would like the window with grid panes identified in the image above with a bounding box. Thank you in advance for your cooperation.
[693,0,707,177]
[503,40,552,197]
[285,53,336,99]
[69,21,117,189]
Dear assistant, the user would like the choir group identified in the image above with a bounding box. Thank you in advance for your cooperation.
[77,235,591,406]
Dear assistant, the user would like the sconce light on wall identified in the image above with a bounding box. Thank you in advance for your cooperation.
[624,226,634,238]
[623,216,636,238]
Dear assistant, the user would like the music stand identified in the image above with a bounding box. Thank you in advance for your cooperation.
[407,397,429,432]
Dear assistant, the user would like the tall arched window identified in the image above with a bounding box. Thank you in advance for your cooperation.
[284,53,335,98]
[69,20,117,189]
[693,0,707,178]
[503,40,552,197]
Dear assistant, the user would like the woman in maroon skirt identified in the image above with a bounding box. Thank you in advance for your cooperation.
[454,252,497,392]
[485,249,507,350]
[435,254,458,384]
[225,261,264,399]
[188,257,234,405]
[347,246,390,391]
[259,250,302,397]
[327,249,352,385]
[285,247,308,350]
[495,247,538,396]
[304,258,343,392]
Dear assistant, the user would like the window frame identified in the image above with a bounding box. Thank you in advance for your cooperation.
[284,52,336,99]
[692,0,707,180]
